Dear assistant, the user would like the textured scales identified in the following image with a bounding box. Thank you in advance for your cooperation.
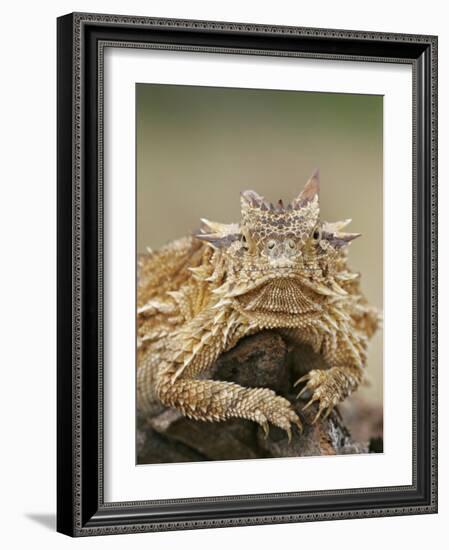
[137,171,380,440]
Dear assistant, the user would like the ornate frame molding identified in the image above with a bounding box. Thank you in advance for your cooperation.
[57,12,437,536]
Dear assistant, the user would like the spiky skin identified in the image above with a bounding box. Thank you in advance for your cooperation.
[137,172,380,440]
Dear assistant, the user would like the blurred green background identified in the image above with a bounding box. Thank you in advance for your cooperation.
[136,83,383,406]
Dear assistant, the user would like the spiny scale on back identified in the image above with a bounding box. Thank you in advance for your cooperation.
[137,171,380,437]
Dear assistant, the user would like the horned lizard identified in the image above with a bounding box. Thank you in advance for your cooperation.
[137,171,380,440]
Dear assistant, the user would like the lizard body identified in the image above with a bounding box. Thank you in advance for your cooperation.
[137,171,380,439]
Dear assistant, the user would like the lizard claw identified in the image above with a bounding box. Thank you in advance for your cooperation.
[312,402,335,424]
[293,373,310,387]
[253,393,303,443]
[295,368,349,424]
[262,420,270,439]
[296,385,309,399]
[294,371,323,399]
[293,416,304,434]
[312,404,325,424]
[302,395,318,411]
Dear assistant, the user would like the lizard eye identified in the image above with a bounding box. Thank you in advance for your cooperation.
[312,229,321,240]
[267,239,276,250]
[240,232,250,251]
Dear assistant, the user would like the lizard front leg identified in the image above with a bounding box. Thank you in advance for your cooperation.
[158,376,302,440]
[151,311,302,439]
[295,365,364,423]
[286,323,367,423]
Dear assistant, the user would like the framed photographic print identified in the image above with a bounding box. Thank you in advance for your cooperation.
[57,12,438,536]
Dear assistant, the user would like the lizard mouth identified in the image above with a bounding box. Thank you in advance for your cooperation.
[236,277,324,315]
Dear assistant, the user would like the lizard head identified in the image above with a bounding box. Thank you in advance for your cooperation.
[195,171,361,319]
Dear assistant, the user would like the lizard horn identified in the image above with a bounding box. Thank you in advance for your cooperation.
[241,190,264,208]
[290,169,320,209]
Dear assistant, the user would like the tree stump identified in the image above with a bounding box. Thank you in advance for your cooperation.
[137,331,373,464]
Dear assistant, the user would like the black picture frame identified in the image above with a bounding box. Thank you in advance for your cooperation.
[57,12,438,536]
